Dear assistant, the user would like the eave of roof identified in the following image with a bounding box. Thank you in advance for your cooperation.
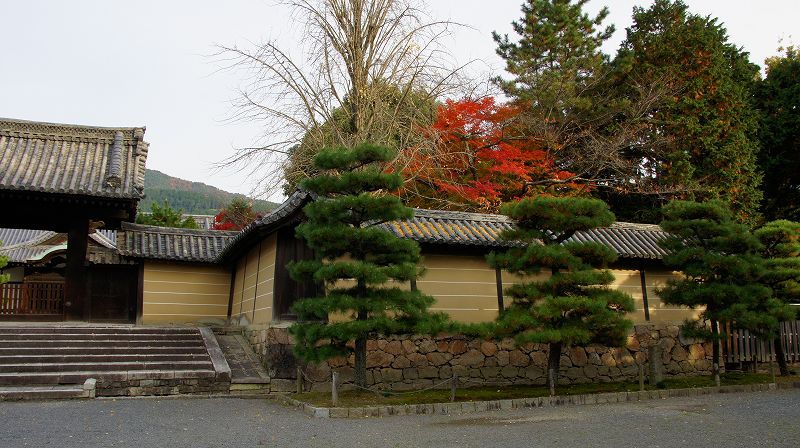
[215,189,313,262]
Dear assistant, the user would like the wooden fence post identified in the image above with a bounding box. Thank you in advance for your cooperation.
[331,371,339,407]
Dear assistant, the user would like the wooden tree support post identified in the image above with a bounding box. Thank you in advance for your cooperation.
[450,374,457,402]
[331,371,339,407]
[296,366,303,394]
[639,363,645,391]
[548,368,555,397]
[713,363,721,387]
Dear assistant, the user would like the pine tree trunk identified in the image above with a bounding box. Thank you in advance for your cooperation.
[547,341,563,393]
[774,336,790,376]
[354,335,367,388]
[353,282,368,388]
[711,319,721,383]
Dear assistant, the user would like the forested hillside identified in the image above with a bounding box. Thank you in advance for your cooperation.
[141,169,277,215]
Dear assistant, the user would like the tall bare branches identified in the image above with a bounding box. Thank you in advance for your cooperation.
[216,0,469,196]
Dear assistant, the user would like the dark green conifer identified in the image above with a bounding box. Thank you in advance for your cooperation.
[754,220,800,375]
[488,197,634,393]
[657,201,775,379]
[288,143,447,387]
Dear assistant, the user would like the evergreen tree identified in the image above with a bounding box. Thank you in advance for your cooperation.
[492,1,675,208]
[658,200,772,379]
[755,47,800,221]
[136,201,199,229]
[0,240,10,285]
[288,143,448,387]
[754,220,800,375]
[488,197,635,393]
[616,0,762,222]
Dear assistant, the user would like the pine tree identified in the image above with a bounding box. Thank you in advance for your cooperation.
[488,197,635,393]
[288,143,448,387]
[755,47,800,221]
[754,220,800,375]
[657,200,772,379]
[136,201,199,229]
[617,0,762,222]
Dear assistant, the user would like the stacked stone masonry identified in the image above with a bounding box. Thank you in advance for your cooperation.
[246,323,715,392]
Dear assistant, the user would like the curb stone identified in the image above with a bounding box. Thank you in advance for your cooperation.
[279,381,796,419]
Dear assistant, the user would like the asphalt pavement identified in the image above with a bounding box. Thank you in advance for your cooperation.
[1,388,798,448]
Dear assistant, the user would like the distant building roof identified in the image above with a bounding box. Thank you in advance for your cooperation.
[117,223,239,263]
[0,228,122,264]
[0,118,148,200]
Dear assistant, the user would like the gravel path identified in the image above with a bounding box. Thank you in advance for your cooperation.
[1,389,798,448]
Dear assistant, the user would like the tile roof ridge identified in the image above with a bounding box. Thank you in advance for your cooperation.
[609,221,665,232]
[411,208,512,223]
[121,222,239,237]
[0,117,145,135]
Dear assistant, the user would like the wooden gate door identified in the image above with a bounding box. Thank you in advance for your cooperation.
[273,225,320,320]
[88,265,137,323]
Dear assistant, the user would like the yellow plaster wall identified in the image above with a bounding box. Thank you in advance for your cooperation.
[141,262,231,324]
[644,269,701,322]
[229,234,277,324]
[417,253,500,323]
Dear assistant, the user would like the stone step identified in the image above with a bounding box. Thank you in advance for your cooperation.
[0,360,213,373]
[0,339,204,348]
[0,384,90,401]
[0,333,202,341]
[229,383,272,396]
[0,353,211,364]
[0,346,208,356]
[0,327,199,335]
[0,369,217,386]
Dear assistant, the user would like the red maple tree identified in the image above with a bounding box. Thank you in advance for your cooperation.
[397,97,580,212]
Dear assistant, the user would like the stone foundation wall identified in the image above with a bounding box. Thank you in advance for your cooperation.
[95,378,231,397]
[245,323,715,392]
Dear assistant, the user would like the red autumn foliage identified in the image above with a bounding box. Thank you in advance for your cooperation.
[212,199,261,231]
[398,97,580,211]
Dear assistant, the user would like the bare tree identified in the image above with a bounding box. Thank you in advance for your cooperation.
[216,0,470,196]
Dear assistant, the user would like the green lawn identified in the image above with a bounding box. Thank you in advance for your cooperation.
[294,372,795,408]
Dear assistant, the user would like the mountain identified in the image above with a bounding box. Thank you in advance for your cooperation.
[141,169,278,216]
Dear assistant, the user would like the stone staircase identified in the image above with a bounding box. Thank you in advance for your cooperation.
[0,326,231,400]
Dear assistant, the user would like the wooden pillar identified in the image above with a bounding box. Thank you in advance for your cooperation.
[64,219,90,321]
[495,268,505,314]
[639,268,651,322]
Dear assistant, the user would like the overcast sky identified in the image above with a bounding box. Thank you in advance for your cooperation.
[1,1,796,201]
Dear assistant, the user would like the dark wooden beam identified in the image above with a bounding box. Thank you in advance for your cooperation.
[495,268,505,314]
[64,219,90,321]
[135,263,144,325]
[640,268,651,322]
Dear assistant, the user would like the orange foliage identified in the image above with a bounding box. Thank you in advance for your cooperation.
[397,97,580,211]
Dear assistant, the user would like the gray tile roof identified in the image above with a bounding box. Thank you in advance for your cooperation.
[218,190,670,260]
[0,228,122,263]
[0,118,149,199]
[118,223,239,263]
[378,209,669,259]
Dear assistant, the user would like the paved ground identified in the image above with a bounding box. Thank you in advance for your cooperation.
[1,389,798,448]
